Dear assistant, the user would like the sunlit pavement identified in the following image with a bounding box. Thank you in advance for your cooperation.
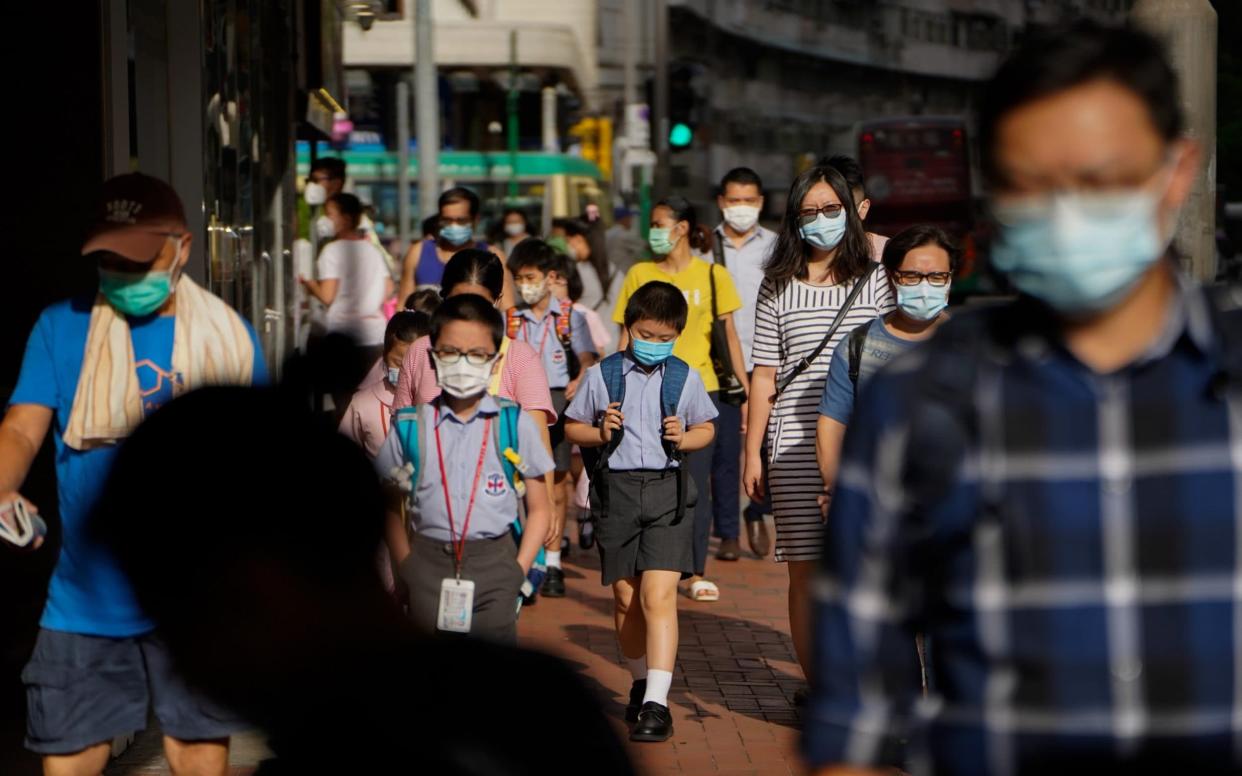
[107,518,805,775]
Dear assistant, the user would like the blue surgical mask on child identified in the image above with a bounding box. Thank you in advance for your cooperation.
[631,337,675,366]
[387,366,401,385]
[798,210,847,250]
[896,281,949,322]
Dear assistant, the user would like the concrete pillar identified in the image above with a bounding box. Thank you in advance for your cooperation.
[1131,0,1218,281]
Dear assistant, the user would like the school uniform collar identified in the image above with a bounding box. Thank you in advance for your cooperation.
[516,296,562,322]
[621,351,668,377]
[432,393,500,426]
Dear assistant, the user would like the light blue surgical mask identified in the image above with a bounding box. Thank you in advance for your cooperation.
[798,211,847,251]
[99,269,176,317]
[631,337,675,366]
[896,280,949,322]
[991,187,1172,315]
[440,223,473,247]
[387,366,401,385]
[648,227,677,256]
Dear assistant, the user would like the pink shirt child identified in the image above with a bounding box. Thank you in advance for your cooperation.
[393,335,557,422]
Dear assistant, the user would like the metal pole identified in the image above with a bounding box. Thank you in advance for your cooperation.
[415,0,439,223]
[622,0,637,107]
[507,29,520,201]
[541,86,558,153]
[653,0,669,193]
[396,79,411,252]
[1131,0,1217,281]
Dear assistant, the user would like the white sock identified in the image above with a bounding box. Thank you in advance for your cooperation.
[627,655,647,682]
[642,669,673,707]
[545,550,562,569]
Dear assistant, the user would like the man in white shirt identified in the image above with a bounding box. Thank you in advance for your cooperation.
[710,168,776,560]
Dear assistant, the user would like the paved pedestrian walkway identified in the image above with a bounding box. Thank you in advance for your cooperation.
[107,522,804,775]
[519,522,806,775]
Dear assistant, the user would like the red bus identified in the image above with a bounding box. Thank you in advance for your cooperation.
[856,117,983,292]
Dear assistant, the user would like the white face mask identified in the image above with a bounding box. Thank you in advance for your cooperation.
[518,279,548,306]
[432,353,498,399]
[304,181,327,206]
[722,205,760,233]
[386,366,401,386]
[315,215,336,239]
[504,222,525,237]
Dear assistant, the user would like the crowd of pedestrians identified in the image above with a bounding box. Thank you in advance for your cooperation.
[1,19,1238,776]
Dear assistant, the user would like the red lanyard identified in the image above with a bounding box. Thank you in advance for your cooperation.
[523,316,553,358]
[433,408,491,575]
[377,397,392,438]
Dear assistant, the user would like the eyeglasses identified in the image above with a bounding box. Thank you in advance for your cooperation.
[797,203,845,227]
[892,270,952,287]
[432,347,496,366]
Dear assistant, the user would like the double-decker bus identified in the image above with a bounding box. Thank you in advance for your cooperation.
[856,117,984,294]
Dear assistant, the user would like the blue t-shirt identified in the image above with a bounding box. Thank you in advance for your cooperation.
[817,317,916,426]
[9,296,267,637]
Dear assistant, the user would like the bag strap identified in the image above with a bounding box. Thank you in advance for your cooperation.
[775,262,878,397]
[493,398,522,490]
[711,233,726,270]
[394,405,425,495]
[505,307,523,340]
[708,262,719,319]
[847,322,869,398]
[660,355,691,461]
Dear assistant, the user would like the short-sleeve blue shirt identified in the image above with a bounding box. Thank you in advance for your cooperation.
[565,354,718,470]
[511,297,597,389]
[818,317,917,426]
[373,394,554,542]
[9,296,268,637]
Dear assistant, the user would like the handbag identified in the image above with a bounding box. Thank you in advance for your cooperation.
[709,238,747,406]
[773,262,879,397]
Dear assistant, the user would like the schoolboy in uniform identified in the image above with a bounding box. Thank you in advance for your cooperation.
[565,281,717,742]
[376,295,553,643]
[506,239,599,598]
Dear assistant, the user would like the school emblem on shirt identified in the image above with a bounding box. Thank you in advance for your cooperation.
[552,349,566,364]
[485,472,508,497]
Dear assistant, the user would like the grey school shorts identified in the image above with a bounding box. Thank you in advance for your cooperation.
[22,628,243,754]
[589,468,698,586]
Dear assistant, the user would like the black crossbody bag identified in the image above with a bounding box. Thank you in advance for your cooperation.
[773,262,878,397]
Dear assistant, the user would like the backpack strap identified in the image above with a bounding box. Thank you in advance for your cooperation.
[659,356,692,526]
[847,323,869,398]
[493,398,525,495]
[505,307,523,340]
[580,352,628,479]
[393,404,426,498]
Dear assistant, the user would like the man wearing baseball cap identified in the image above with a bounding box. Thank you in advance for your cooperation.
[0,173,266,774]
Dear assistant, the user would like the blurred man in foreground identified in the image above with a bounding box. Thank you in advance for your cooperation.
[806,21,1241,776]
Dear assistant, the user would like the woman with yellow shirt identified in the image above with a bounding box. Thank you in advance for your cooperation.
[612,196,750,602]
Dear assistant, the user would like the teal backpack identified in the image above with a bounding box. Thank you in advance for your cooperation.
[392,398,547,609]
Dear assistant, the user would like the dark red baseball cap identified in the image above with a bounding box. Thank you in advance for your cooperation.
[81,173,189,263]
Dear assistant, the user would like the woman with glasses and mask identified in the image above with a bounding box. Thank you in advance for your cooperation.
[743,166,894,685]
[399,187,507,303]
[815,225,958,518]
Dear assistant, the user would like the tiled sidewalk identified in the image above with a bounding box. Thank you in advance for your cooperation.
[519,525,807,775]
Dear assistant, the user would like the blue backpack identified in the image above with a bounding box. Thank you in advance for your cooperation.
[580,352,693,521]
[392,398,547,607]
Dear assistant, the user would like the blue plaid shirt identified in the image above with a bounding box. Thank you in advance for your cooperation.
[805,278,1242,775]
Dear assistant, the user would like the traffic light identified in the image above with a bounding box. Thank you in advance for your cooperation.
[667,64,696,152]
[568,116,614,180]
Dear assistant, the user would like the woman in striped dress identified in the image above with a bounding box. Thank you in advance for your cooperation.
[743,166,894,676]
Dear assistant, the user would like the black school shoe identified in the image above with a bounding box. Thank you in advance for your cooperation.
[578,515,595,549]
[541,566,566,597]
[630,702,673,742]
[624,679,647,723]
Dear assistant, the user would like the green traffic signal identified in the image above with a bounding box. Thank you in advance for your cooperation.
[669,122,693,148]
